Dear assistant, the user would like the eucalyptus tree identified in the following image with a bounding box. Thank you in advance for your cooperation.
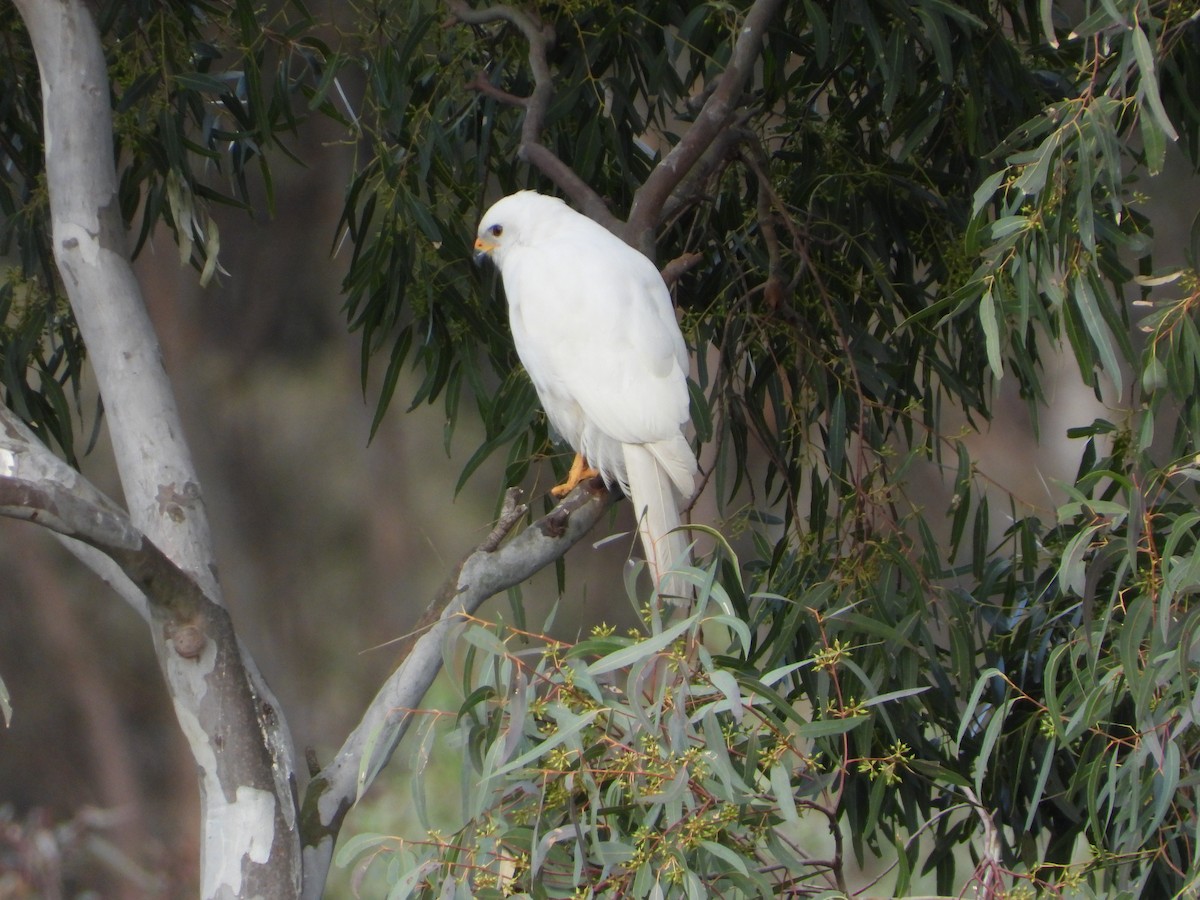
[2,0,1199,897]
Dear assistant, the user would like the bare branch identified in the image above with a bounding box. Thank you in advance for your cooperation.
[298,481,613,898]
[660,252,705,288]
[480,486,529,551]
[658,113,755,227]
[522,144,622,229]
[0,407,139,547]
[0,473,207,623]
[628,0,785,249]
[741,142,788,310]
[445,2,552,135]
[466,68,528,107]
[0,404,299,895]
[54,535,153,623]
[447,1,619,230]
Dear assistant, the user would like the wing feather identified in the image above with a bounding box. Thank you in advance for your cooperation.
[503,229,689,447]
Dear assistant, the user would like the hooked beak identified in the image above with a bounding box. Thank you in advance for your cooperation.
[473,236,495,267]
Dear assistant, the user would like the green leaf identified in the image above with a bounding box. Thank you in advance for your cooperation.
[956,668,1004,748]
[461,624,509,658]
[587,614,696,676]
[914,5,953,84]
[1130,25,1179,142]
[971,169,1008,218]
[1024,738,1057,831]
[1057,523,1104,598]
[1012,129,1063,197]
[488,707,599,779]
[1139,98,1168,175]
[1072,274,1124,395]
[826,389,846,477]
[979,286,1004,380]
[1039,0,1059,48]
[687,376,713,443]
[334,832,396,868]
[792,716,867,740]
[700,839,751,876]
[863,685,931,707]
[769,762,798,824]
[973,697,1017,796]
[384,859,436,900]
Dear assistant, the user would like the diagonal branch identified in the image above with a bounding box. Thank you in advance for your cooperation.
[51,536,154,623]
[298,479,613,898]
[1,405,154,621]
[658,112,755,228]
[1,407,140,546]
[450,0,783,257]
[0,405,299,894]
[446,2,553,142]
[627,0,786,251]
[0,473,208,625]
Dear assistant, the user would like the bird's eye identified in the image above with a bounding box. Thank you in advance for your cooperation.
[489,224,503,237]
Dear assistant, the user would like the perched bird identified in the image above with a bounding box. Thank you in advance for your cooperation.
[474,191,698,594]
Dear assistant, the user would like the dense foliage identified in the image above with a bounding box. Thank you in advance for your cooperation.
[5,0,1200,896]
[335,3,1200,894]
[1,0,337,459]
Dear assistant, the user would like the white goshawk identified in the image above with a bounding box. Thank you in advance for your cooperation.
[474,191,698,593]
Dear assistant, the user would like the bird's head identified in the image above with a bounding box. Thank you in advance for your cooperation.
[472,218,505,267]
[473,190,567,268]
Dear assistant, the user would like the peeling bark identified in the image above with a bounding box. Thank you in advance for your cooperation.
[10,2,301,895]
[0,406,301,897]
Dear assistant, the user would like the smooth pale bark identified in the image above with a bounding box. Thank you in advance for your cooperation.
[11,2,301,895]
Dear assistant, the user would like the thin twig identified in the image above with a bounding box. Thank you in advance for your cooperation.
[480,487,529,551]
[740,141,787,310]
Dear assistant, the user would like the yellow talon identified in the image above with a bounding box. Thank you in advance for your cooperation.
[550,453,600,498]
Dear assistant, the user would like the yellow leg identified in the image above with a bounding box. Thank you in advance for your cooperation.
[550,453,600,498]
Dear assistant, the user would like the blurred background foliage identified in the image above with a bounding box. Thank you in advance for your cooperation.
[3,0,1200,896]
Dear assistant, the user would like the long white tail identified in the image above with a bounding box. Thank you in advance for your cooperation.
[623,440,695,597]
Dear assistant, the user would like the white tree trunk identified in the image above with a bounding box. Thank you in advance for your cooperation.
[11,1,301,895]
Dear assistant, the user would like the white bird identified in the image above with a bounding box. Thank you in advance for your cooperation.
[474,191,698,595]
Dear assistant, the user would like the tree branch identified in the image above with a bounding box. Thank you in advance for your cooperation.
[52,535,153,623]
[446,1,620,231]
[445,2,552,137]
[657,113,755,227]
[627,0,785,251]
[741,141,788,310]
[0,406,300,896]
[1,407,140,548]
[660,252,705,288]
[298,480,613,898]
